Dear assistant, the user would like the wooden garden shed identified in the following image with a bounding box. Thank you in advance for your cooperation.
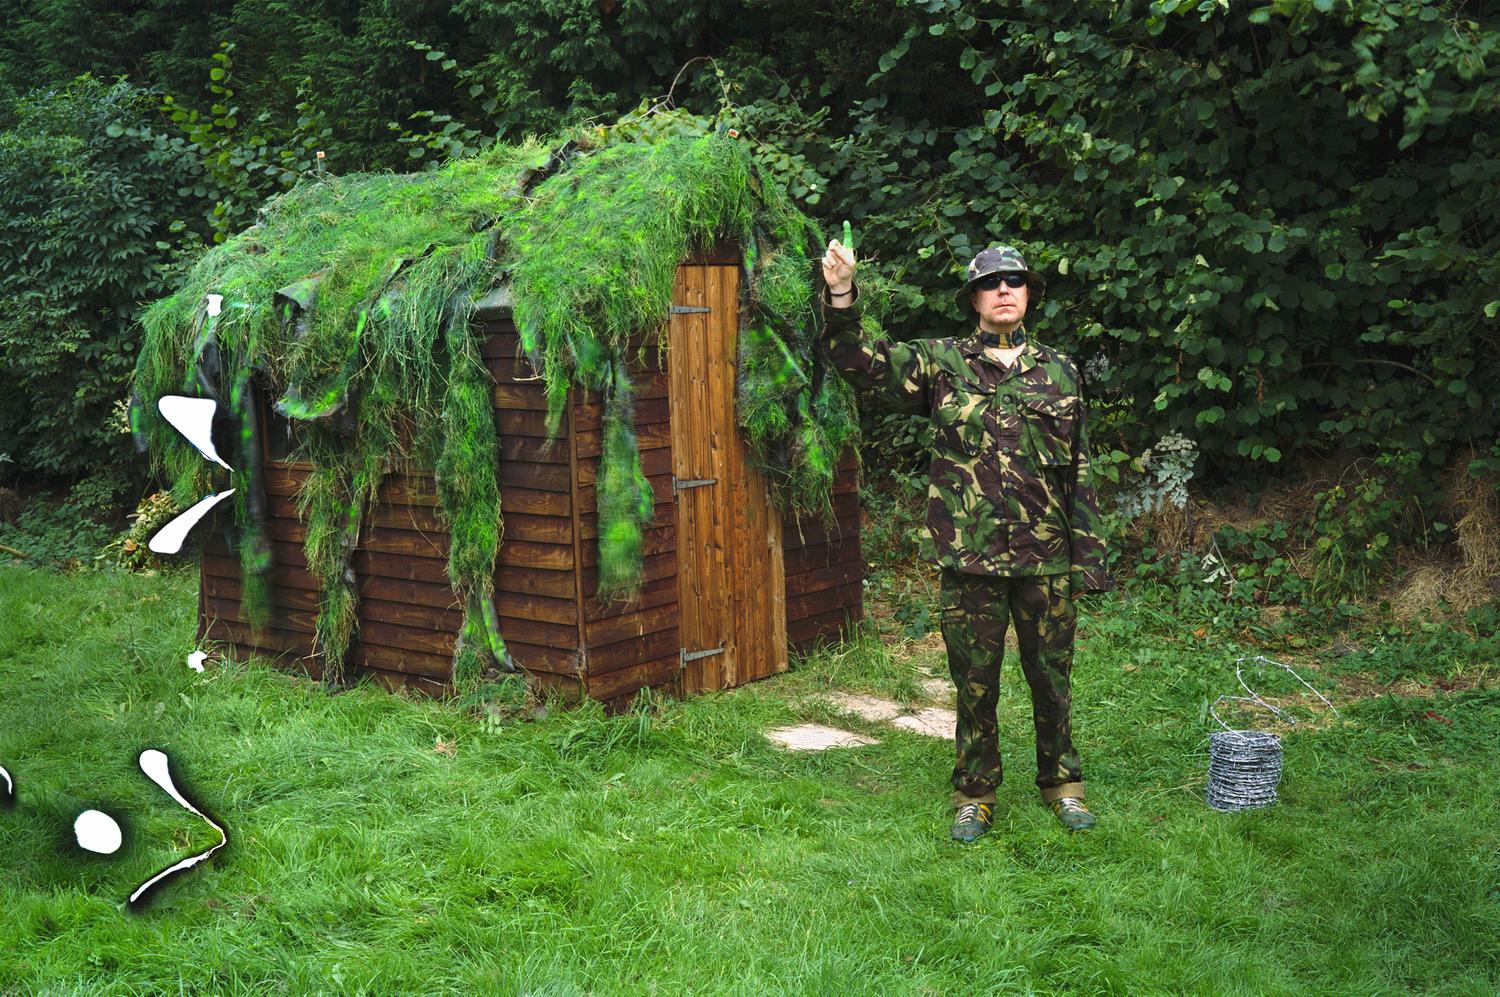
[197,242,862,705]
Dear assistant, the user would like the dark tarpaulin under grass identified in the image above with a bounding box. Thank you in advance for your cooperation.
[133,127,869,691]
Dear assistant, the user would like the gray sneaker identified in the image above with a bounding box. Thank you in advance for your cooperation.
[1049,797,1096,831]
[950,802,994,843]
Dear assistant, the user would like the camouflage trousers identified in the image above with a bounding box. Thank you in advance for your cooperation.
[940,569,1084,806]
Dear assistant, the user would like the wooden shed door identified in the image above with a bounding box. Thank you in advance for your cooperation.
[668,264,788,693]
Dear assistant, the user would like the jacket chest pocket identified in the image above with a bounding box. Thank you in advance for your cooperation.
[1020,392,1077,466]
[932,375,994,456]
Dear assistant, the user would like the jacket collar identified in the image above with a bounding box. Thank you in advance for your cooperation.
[960,327,1039,373]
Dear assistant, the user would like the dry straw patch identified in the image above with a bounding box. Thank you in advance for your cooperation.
[1391,466,1500,618]
[1134,453,1343,560]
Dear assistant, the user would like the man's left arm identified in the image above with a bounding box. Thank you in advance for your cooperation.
[1063,391,1115,596]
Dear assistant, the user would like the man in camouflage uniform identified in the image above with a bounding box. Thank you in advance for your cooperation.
[818,241,1113,841]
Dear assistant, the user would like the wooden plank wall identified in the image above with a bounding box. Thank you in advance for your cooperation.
[199,318,592,699]
[781,450,863,650]
[479,318,589,692]
[570,342,680,704]
[199,464,459,696]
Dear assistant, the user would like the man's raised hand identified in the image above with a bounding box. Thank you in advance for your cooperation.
[822,239,856,296]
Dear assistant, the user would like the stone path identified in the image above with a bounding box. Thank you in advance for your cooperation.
[920,675,950,698]
[766,678,959,753]
[766,724,881,751]
[890,706,956,738]
[824,691,903,723]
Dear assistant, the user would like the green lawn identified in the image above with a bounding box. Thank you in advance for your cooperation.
[1,563,1496,994]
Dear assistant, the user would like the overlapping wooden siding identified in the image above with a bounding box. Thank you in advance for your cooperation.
[478,318,587,682]
[199,462,459,694]
[570,339,680,704]
[782,450,862,650]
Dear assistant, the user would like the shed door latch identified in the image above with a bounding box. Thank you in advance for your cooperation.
[679,646,724,671]
[673,476,717,493]
[669,304,711,314]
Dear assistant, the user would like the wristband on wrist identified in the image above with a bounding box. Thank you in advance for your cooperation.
[829,287,854,297]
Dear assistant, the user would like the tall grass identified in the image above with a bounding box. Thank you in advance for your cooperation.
[1,563,1496,993]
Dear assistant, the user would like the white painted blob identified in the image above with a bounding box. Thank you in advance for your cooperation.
[0,764,12,804]
[148,489,236,555]
[128,749,228,906]
[187,651,208,673]
[74,809,123,854]
[205,294,223,317]
[156,395,231,470]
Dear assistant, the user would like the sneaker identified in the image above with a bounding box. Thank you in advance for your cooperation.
[950,801,993,843]
[1050,796,1096,832]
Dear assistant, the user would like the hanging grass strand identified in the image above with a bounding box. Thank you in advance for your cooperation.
[595,358,655,599]
[437,293,509,686]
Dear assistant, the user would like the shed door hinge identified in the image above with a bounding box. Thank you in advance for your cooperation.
[679,645,724,671]
[669,304,711,314]
[673,476,717,493]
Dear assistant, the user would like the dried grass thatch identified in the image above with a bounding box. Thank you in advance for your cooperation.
[1384,466,1498,618]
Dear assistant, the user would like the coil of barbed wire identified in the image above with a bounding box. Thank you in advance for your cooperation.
[1206,655,1341,813]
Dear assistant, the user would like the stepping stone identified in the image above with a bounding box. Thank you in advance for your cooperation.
[825,691,903,723]
[920,676,951,699]
[891,707,957,739]
[767,724,880,751]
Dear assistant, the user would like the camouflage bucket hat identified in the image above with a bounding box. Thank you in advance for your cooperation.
[955,246,1046,308]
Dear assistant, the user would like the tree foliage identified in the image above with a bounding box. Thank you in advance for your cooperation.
[710,0,1499,488]
[0,0,1496,505]
[0,77,205,478]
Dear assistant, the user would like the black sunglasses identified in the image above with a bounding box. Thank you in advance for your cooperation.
[974,273,1028,291]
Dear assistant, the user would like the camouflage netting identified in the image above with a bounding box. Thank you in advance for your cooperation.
[132,127,864,691]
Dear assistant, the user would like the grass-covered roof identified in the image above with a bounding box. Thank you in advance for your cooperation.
[134,125,862,691]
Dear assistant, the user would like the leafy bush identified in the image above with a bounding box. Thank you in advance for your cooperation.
[110,490,182,571]
[0,76,204,480]
[1309,452,1430,600]
[709,0,1499,487]
[0,493,118,569]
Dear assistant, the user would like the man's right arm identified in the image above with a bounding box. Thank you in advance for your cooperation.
[819,284,930,415]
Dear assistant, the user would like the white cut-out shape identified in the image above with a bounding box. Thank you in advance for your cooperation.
[128,749,228,906]
[187,651,208,673]
[157,396,230,470]
[148,489,236,555]
[205,294,223,317]
[74,809,123,854]
[0,764,12,805]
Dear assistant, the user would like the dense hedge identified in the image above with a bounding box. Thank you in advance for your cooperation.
[1,0,1496,493]
[0,78,206,478]
[872,1,1498,480]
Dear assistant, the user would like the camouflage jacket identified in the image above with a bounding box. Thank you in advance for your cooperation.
[820,290,1114,594]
